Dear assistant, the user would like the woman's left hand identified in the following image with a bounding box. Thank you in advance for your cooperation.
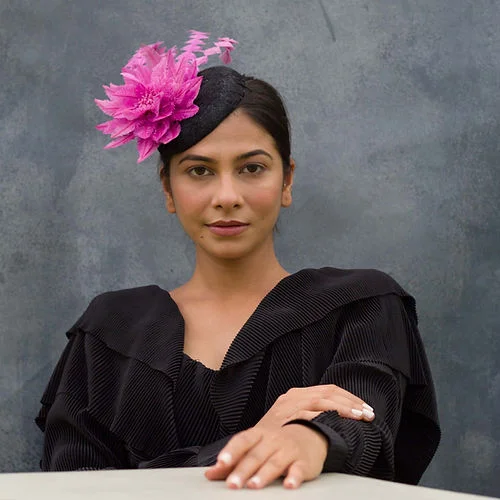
[204,424,328,489]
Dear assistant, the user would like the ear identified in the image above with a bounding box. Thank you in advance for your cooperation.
[281,158,295,208]
[162,178,176,214]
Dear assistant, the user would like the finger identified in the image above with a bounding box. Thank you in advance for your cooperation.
[245,450,292,489]
[205,461,231,481]
[317,384,371,408]
[309,384,372,409]
[293,399,375,421]
[225,441,276,489]
[206,429,263,482]
[294,385,373,412]
[292,410,323,421]
[323,401,375,421]
[283,460,307,489]
[308,395,365,413]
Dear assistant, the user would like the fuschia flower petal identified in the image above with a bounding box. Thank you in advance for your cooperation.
[127,42,165,69]
[134,121,156,139]
[182,30,209,55]
[219,49,232,64]
[156,122,181,144]
[216,37,238,47]
[105,83,139,99]
[103,133,135,149]
[171,105,198,121]
[174,53,199,80]
[202,46,220,57]
[189,30,209,39]
[95,30,237,162]
[95,98,121,115]
[108,120,136,138]
[195,55,209,66]
[136,138,158,163]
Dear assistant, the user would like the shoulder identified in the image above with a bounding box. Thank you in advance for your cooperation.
[70,284,174,335]
[312,267,419,329]
[88,284,167,309]
[64,284,181,368]
[293,266,411,302]
[258,267,416,338]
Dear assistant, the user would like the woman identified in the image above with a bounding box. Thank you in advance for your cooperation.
[36,32,440,490]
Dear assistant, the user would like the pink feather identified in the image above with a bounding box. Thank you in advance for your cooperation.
[95,30,238,163]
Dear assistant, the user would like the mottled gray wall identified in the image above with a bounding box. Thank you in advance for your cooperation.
[1,0,499,496]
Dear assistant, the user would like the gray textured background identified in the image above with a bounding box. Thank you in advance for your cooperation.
[1,0,499,496]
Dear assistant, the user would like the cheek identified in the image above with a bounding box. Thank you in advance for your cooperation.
[251,187,284,215]
[171,186,208,215]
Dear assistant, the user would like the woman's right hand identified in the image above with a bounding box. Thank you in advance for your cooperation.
[255,385,375,431]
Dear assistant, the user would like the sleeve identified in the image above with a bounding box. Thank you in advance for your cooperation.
[37,330,238,471]
[37,311,241,472]
[136,437,233,468]
[36,333,130,471]
[287,293,440,484]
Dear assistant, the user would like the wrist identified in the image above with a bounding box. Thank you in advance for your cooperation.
[281,423,328,459]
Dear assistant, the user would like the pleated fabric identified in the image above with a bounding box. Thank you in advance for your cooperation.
[35,267,440,484]
[174,354,219,447]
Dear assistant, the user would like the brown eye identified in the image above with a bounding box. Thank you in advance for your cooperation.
[189,166,211,177]
[241,163,264,174]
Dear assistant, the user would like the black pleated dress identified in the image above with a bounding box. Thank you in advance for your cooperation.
[174,354,219,447]
[36,267,441,484]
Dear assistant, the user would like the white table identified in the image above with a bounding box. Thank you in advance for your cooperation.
[0,468,496,500]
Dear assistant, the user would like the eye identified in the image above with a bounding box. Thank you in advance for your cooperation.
[188,166,212,177]
[241,163,264,174]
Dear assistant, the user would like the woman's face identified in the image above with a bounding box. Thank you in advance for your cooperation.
[164,110,294,261]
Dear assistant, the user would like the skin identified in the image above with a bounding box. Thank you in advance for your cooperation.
[164,109,294,281]
[162,110,375,489]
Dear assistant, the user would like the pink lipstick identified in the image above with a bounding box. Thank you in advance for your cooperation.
[206,220,249,236]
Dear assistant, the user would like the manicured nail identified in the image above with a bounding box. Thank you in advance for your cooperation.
[248,476,261,488]
[363,403,374,412]
[363,409,375,419]
[228,475,242,489]
[218,452,232,465]
[285,477,298,489]
[352,409,363,417]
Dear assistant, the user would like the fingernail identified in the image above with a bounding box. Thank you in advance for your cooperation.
[285,477,298,489]
[351,408,363,417]
[248,476,261,488]
[218,452,232,465]
[363,409,375,419]
[228,475,242,489]
[363,403,374,412]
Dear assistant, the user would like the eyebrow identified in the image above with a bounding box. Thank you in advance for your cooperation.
[178,149,273,165]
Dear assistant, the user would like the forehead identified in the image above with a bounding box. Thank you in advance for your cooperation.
[182,110,278,157]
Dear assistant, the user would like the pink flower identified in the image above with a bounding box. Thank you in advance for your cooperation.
[95,31,238,163]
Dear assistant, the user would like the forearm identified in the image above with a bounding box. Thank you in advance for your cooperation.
[287,366,405,478]
[289,365,405,479]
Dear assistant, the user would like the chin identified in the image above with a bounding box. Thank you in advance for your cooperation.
[205,247,254,261]
[196,240,266,262]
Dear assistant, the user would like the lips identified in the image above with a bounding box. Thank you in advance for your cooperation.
[206,220,249,236]
[208,220,248,227]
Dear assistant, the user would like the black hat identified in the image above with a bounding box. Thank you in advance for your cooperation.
[158,66,247,157]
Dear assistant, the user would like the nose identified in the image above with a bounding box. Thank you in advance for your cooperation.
[212,173,243,210]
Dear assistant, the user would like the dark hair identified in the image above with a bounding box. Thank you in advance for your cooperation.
[237,77,291,173]
[158,69,291,184]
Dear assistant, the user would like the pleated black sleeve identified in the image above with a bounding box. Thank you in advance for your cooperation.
[286,292,439,484]
[35,333,129,470]
[35,318,233,470]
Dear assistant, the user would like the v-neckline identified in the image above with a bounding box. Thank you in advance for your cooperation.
[161,271,297,371]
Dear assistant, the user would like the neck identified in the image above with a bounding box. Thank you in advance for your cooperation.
[187,242,289,299]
